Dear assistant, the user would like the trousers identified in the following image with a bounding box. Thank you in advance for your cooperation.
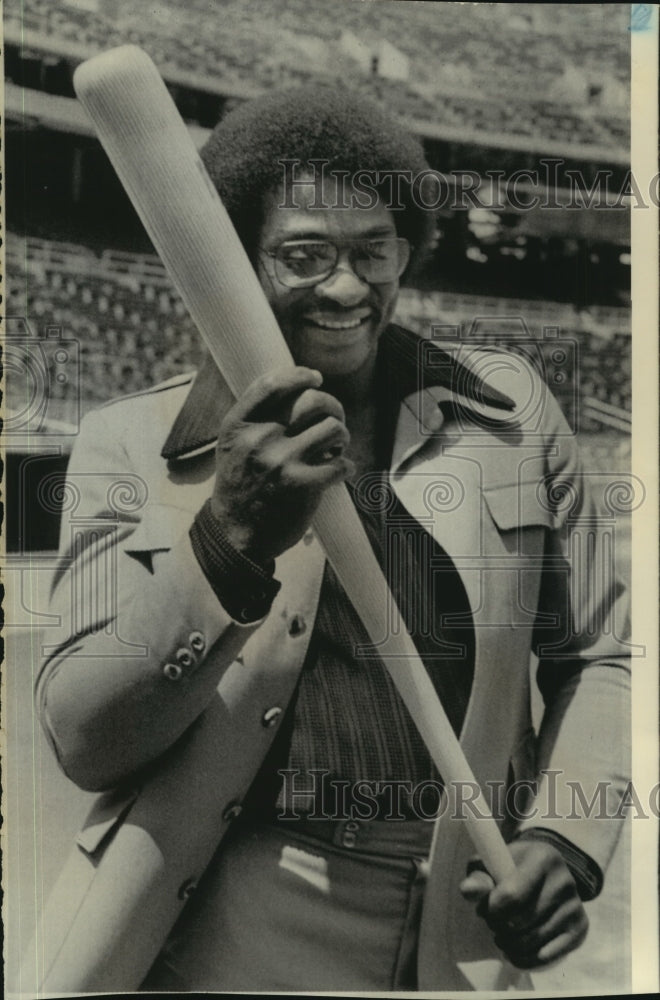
[142,816,434,992]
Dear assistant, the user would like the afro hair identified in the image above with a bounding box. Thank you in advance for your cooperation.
[200,83,436,274]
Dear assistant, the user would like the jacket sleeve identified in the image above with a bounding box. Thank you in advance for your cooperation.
[36,406,265,792]
[518,385,632,878]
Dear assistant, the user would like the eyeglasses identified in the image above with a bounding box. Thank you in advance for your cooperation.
[259,237,411,288]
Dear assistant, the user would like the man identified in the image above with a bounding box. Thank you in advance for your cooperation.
[37,86,630,991]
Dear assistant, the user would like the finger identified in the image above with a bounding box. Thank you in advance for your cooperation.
[285,389,345,435]
[242,419,347,484]
[481,874,541,930]
[500,919,589,969]
[494,899,588,966]
[536,923,589,965]
[484,842,570,925]
[460,870,495,903]
[228,367,323,424]
[287,455,355,489]
[499,897,587,954]
[288,416,351,463]
[487,859,576,931]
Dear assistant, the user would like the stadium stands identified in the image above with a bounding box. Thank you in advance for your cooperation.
[4,1,631,481]
[4,0,629,150]
[396,286,631,442]
[6,233,631,458]
[5,234,205,419]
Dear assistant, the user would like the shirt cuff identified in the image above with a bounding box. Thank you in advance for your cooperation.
[512,827,604,901]
[189,498,281,624]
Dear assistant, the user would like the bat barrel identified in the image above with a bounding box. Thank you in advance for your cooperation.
[74,45,292,393]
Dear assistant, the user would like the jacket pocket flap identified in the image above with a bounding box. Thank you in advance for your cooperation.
[76,787,139,859]
[483,483,555,531]
[121,503,193,555]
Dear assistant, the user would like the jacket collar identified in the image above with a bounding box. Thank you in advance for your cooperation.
[161,323,515,462]
[161,360,233,461]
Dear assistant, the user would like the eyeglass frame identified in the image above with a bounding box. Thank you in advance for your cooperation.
[258,235,412,289]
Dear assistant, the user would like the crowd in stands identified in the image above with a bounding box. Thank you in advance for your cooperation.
[7,235,631,462]
[5,0,629,150]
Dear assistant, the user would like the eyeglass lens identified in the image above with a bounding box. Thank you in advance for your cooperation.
[274,238,409,287]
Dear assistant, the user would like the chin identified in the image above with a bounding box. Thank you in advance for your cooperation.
[288,324,381,378]
[303,344,373,378]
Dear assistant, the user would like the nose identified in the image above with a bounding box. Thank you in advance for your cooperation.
[314,257,368,308]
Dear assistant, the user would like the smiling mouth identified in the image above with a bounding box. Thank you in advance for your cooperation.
[303,311,371,331]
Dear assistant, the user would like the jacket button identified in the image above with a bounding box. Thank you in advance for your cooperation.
[342,820,360,848]
[176,648,194,668]
[177,878,197,900]
[262,706,283,728]
[222,800,243,823]
[163,662,183,681]
[189,631,205,653]
[303,530,314,545]
[288,614,306,636]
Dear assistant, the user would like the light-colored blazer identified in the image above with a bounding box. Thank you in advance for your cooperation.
[25,345,631,992]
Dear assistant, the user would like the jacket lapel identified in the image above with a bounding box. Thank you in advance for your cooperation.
[160,325,515,465]
[161,360,233,462]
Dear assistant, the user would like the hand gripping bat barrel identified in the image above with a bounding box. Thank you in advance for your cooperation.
[21,45,516,992]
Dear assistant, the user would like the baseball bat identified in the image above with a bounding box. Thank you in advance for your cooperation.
[23,44,517,991]
[73,45,515,867]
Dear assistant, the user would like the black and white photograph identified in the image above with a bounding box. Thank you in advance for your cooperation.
[3,1,658,995]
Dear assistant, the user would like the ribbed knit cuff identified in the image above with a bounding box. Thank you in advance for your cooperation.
[189,498,281,624]
[512,827,604,901]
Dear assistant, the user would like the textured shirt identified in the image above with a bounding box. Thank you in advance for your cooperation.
[278,481,475,817]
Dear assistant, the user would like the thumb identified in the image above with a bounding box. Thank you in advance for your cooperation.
[459,869,495,903]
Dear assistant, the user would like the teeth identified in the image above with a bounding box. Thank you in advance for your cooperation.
[307,315,367,330]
